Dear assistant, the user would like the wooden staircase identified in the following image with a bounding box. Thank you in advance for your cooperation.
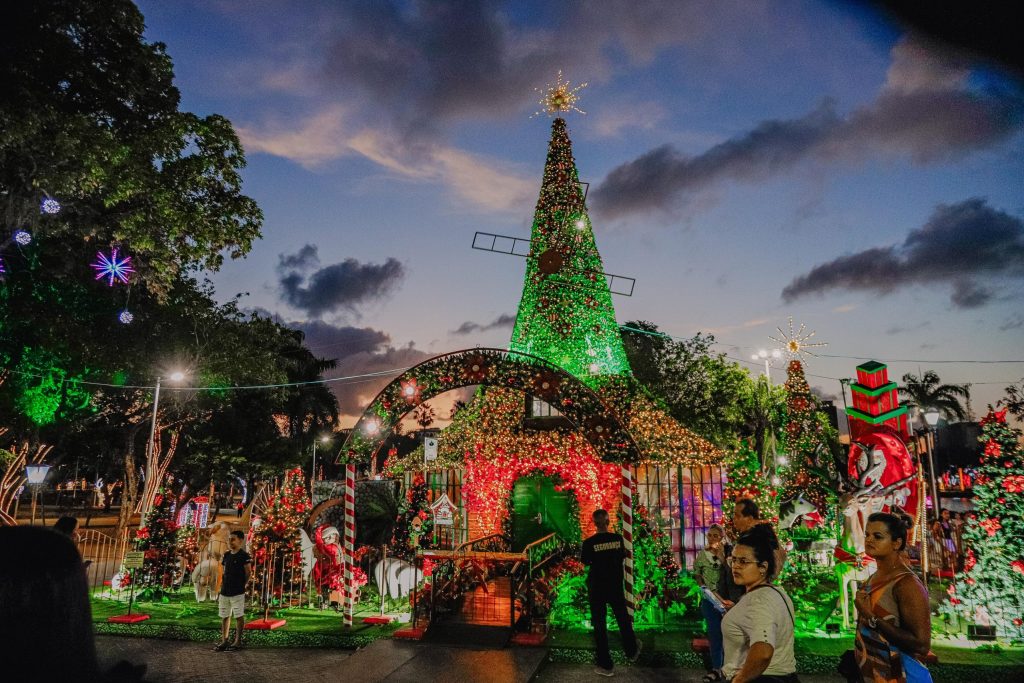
[452,576,518,627]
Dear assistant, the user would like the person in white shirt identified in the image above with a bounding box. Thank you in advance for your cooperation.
[721,523,799,683]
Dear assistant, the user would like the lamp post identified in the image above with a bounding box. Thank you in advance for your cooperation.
[311,434,331,494]
[923,408,941,520]
[751,348,782,384]
[25,464,51,526]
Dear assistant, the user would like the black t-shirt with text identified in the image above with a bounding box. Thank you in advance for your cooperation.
[221,549,251,597]
[581,532,625,589]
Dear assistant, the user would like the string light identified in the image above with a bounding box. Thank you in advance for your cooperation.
[40,198,61,214]
[118,310,134,325]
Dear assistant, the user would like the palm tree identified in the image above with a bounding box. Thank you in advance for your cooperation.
[899,371,970,422]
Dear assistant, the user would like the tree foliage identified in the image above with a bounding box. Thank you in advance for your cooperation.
[899,370,970,422]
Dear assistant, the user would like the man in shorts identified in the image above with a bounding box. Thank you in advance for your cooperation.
[215,530,251,651]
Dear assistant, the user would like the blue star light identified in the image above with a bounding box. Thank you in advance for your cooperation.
[91,247,135,286]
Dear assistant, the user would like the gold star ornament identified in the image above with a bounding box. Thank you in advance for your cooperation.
[770,317,827,360]
[533,70,588,117]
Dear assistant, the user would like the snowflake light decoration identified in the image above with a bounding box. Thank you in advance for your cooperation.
[40,198,61,214]
[533,70,588,117]
[0,255,5,275]
[14,230,32,245]
[769,316,827,360]
[91,247,135,286]
[119,310,134,325]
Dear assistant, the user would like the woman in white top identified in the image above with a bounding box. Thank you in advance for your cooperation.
[721,523,799,683]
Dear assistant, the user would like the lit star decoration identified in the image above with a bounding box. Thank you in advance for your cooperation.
[14,230,32,245]
[91,247,135,285]
[119,310,134,325]
[770,316,827,360]
[40,198,61,214]
[533,70,588,118]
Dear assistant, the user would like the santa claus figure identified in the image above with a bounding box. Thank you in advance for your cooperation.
[312,525,344,607]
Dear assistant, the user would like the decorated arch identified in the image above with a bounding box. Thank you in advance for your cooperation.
[340,347,641,464]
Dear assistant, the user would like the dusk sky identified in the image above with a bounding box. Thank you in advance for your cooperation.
[135,0,1024,424]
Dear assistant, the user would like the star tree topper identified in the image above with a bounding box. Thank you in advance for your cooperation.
[770,317,827,360]
[533,70,588,117]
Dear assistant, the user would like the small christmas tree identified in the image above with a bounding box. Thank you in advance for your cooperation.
[940,407,1024,641]
[391,473,433,561]
[723,441,779,529]
[134,489,179,594]
[628,495,698,621]
[250,467,311,603]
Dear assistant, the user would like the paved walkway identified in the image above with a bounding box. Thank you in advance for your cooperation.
[96,636,844,682]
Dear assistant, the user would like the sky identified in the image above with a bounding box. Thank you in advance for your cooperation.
[134,0,1024,426]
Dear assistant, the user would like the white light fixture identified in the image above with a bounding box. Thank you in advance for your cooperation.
[168,370,185,382]
[575,219,586,230]
[777,455,789,466]
[25,464,51,485]
[771,349,782,359]
[589,362,600,374]
[771,475,782,486]
[364,420,379,435]
[924,409,940,427]
[403,385,415,397]
[320,434,331,443]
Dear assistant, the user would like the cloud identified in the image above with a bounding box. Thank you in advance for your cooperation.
[885,321,931,335]
[781,198,1024,308]
[277,244,320,271]
[999,314,1024,331]
[591,36,1024,219]
[277,247,406,318]
[451,313,516,336]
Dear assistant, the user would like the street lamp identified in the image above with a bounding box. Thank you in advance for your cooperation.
[922,409,941,521]
[141,370,186,522]
[25,463,51,526]
[311,434,331,492]
[751,348,782,384]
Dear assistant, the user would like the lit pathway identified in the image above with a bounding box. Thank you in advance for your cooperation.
[96,635,844,682]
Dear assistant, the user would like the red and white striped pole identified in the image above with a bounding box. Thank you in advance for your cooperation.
[343,463,356,628]
[620,465,634,617]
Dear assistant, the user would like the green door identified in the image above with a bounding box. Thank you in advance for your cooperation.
[511,475,580,551]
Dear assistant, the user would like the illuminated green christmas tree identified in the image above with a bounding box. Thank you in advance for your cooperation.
[509,116,631,384]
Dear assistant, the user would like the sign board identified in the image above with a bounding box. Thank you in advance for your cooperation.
[124,551,145,569]
[424,436,438,462]
[430,493,455,526]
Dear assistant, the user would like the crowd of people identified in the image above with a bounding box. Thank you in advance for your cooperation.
[583,497,932,683]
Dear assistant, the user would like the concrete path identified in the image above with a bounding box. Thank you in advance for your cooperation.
[96,636,843,682]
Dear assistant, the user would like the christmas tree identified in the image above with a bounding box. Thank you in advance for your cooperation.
[723,441,779,528]
[250,467,311,601]
[940,407,1024,641]
[391,473,433,562]
[134,489,179,593]
[508,115,631,384]
[779,358,839,516]
[628,495,698,620]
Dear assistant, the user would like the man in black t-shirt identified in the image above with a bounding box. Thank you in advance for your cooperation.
[215,530,251,652]
[581,509,640,676]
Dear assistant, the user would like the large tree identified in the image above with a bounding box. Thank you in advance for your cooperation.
[620,321,753,446]
[899,370,970,422]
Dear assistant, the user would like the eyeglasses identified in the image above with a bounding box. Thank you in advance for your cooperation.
[727,556,761,568]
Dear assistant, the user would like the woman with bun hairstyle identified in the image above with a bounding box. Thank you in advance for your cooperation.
[849,511,931,683]
[720,523,799,683]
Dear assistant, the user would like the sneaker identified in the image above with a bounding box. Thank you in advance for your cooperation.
[226,642,243,651]
[594,666,614,677]
[628,639,643,663]
[213,641,229,652]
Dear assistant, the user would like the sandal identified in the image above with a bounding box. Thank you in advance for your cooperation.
[702,670,725,682]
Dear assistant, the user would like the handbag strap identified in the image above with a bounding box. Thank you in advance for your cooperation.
[749,583,794,626]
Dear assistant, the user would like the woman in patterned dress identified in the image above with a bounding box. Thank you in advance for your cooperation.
[852,512,931,682]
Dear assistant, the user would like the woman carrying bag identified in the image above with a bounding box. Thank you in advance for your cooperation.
[721,524,799,683]
[846,511,932,683]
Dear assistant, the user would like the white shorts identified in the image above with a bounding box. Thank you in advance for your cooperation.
[218,593,245,618]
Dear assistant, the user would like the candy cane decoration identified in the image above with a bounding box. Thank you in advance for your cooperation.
[343,463,356,628]
[621,465,634,616]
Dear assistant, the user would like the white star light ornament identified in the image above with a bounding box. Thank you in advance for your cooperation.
[769,317,827,361]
